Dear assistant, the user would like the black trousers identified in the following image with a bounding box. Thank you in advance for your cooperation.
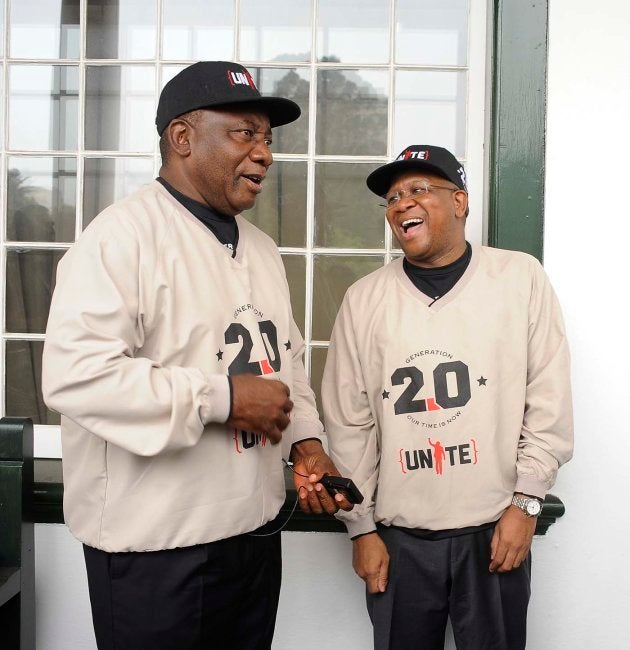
[83,530,282,650]
[367,526,531,650]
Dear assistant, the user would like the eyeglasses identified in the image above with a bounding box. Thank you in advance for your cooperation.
[379,180,460,209]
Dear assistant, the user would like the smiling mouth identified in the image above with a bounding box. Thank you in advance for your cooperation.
[401,217,424,233]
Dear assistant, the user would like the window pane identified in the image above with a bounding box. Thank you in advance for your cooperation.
[247,161,307,248]
[315,162,384,248]
[309,346,328,416]
[396,0,468,66]
[10,0,80,59]
[162,0,233,60]
[240,0,311,63]
[251,67,309,154]
[5,249,66,333]
[85,65,156,152]
[282,254,306,337]
[393,70,467,157]
[83,157,154,227]
[9,65,79,151]
[312,255,383,341]
[316,69,388,156]
[0,0,4,55]
[86,0,157,59]
[5,340,60,425]
[7,157,76,243]
[317,0,389,64]
[0,69,4,157]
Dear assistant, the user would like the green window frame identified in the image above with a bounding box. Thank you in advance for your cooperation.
[488,0,549,262]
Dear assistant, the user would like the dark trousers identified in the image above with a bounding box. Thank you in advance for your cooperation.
[83,531,282,650]
[368,526,531,650]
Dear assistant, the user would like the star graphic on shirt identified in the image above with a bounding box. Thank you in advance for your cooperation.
[216,349,224,361]
[382,390,390,399]
[477,376,487,386]
[284,340,292,351]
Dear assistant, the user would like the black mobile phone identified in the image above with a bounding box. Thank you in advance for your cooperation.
[319,475,364,504]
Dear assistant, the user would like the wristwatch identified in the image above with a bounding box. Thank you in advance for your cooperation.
[511,494,543,517]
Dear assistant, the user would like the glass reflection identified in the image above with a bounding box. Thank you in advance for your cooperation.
[5,340,60,425]
[7,157,76,243]
[316,69,388,156]
[86,0,157,59]
[247,162,307,248]
[393,70,467,157]
[10,0,80,59]
[250,68,309,154]
[9,65,79,151]
[240,0,311,62]
[5,249,66,333]
[315,162,384,248]
[163,0,233,60]
[312,255,383,341]
[85,65,155,152]
[318,0,389,63]
[83,157,154,227]
[281,254,306,337]
[396,0,468,66]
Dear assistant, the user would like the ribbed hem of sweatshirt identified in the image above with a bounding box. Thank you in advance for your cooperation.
[514,475,548,500]
[288,418,324,446]
[198,374,231,424]
[342,514,377,540]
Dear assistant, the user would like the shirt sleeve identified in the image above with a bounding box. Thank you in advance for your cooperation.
[42,214,231,457]
[322,295,380,539]
[284,318,324,451]
[515,260,574,498]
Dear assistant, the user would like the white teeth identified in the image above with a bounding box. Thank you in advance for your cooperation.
[401,218,423,232]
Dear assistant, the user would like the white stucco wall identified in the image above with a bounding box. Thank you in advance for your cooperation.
[530,0,630,647]
[33,2,630,649]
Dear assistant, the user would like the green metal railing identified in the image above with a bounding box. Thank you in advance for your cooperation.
[0,417,35,650]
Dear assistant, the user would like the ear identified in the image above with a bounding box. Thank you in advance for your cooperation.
[165,119,192,158]
[453,190,469,219]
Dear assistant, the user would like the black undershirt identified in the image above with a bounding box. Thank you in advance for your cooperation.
[403,241,472,304]
[156,177,239,257]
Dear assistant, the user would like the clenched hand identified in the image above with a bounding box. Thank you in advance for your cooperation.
[227,374,293,444]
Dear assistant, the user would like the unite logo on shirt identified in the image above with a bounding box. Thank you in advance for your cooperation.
[227,69,257,90]
[382,348,489,476]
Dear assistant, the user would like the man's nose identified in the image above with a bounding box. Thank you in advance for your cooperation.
[250,139,273,167]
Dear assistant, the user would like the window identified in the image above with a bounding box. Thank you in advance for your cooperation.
[1,0,488,453]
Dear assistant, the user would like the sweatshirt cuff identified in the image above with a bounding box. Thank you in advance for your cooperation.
[343,514,377,539]
[198,374,231,425]
[289,418,324,446]
[514,475,548,500]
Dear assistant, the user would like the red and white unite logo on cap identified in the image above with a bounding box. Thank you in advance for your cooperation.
[227,70,257,90]
[398,149,429,161]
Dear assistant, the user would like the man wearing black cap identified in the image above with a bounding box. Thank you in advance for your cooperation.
[322,145,573,649]
[43,61,351,650]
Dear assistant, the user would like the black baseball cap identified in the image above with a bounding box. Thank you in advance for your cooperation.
[366,144,468,196]
[155,61,301,135]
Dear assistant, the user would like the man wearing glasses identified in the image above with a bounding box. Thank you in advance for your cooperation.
[322,145,573,650]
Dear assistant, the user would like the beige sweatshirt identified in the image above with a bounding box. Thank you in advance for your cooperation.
[322,246,573,538]
[43,181,322,552]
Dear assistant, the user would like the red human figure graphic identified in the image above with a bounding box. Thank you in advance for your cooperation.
[428,438,446,476]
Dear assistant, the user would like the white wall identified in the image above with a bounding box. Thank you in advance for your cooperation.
[33,3,630,649]
[529,0,630,648]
